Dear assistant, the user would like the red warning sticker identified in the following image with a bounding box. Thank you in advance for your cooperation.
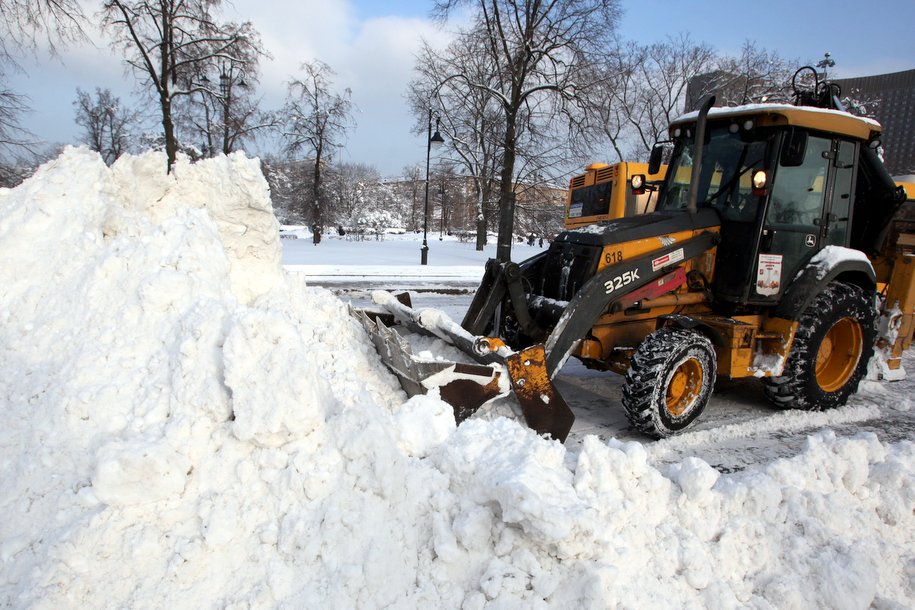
[651,247,684,272]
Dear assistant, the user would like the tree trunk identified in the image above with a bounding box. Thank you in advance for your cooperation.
[495,111,517,262]
[311,147,323,231]
[162,94,177,173]
[474,180,487,251]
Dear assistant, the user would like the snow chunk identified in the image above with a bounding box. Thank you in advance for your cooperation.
[92,438,190,505]
[668,456,720,499]
[800,244,873,282]
[392,393,457,457]
[224,309,333,447]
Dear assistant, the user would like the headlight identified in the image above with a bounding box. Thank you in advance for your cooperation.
[752,170,768,196]
[631,174,645,191]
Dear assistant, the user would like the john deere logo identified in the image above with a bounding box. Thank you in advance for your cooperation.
[805,234,817,247]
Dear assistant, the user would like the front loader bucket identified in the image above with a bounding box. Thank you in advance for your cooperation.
[351,294,574,442]
[352,308,506,423]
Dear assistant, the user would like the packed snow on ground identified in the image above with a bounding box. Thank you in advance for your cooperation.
[281,220,547,290]
[1,148,913,609]
[280,227,547,268]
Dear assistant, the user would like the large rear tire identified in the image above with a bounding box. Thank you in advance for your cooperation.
[623,328,717,438]
[764,281,877,411]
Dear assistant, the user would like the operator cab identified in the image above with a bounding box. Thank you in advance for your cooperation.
[658,103,893,307]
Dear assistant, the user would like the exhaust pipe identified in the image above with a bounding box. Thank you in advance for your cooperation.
[687,95,716,214]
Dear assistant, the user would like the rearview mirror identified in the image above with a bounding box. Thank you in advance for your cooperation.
[781,129,808,167]
[648,145,664,175]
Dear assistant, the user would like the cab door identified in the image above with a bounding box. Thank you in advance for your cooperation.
[752,132,835,303]
[821,139,858,248]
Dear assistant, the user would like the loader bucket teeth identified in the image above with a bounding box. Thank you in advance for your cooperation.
[505,345,574,443]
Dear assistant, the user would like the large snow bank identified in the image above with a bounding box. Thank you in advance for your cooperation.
[1,148,913,608]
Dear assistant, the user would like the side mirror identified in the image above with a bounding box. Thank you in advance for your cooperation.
[648,145,664,175]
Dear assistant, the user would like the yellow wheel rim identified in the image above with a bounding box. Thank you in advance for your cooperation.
[815,317,863,393]
[665,357,703,417]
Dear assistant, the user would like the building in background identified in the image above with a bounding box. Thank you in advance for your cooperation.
[833,68,915,177]
[686,67,915,177]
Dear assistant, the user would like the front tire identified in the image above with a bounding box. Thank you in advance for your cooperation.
[764,281,877,411]
[623,328,717,438]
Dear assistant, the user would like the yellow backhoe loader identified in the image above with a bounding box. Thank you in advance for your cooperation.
[564,161,666,228]
[355,67,915,441]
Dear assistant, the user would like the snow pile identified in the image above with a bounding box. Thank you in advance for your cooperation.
[1,149,913,608]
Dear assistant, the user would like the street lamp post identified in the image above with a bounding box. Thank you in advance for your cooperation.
[217,62,247,156]
[421,109,445,265]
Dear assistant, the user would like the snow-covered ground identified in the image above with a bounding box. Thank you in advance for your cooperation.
[1,149,912,609]
[281,228,547,291]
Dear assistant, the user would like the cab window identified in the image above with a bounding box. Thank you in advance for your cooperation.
[767,136,831,227]
[568,181,612,218]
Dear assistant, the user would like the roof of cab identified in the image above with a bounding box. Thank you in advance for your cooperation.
[670,103,882,141]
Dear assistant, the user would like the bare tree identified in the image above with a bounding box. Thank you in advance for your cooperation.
[584,38,643,162]
[323,162,385,236]
[0,0,87,161]
[73,87,136,164]
[260,156,313,224]
[410,28,505,250]
[0,0,86,61]
[103,0,261,172]
[588,37,800,164]
[514,179,565,239]
[0,84,33,157]
[0,84,38,186]
[176,21,274,157]
[283,60,354,236]
[709,41,796,107]
[585,34,717,162]
[635,34,716,160]
[433,0,621,261]
[398,164,424,231]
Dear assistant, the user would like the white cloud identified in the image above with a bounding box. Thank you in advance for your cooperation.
[336,16,447,173]
[5,0,449,175]
[216,0,449,174]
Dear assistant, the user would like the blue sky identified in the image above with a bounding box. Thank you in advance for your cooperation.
[5,0,914,175]
[621,0,914,77]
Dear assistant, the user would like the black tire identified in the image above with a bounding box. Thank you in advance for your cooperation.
[764,281,877,411]
[622,328,717,438]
